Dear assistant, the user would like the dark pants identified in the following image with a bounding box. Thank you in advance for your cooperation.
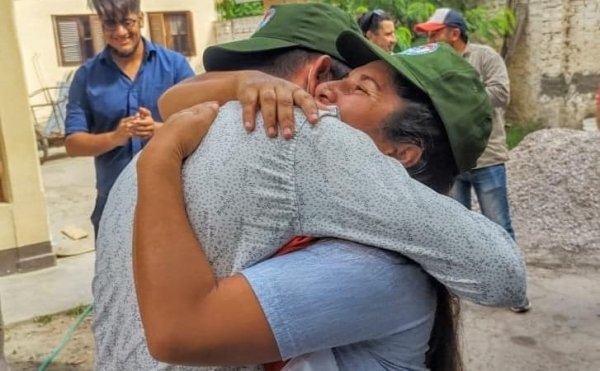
[91,193,109,240]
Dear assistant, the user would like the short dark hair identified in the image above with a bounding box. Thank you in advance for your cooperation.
[381,73,459,195]
[236,48,350,81]
[457,28,469,43]
[357,9,393,35]
[89,0,140,19]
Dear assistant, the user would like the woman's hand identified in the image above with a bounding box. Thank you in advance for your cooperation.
[140,102,220,167]
[134,99,279,365]
[233,71,319,140]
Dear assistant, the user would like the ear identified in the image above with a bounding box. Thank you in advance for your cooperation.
[138,12,145,28]
[365,30,375,40]
[449,28,461,42]
[307,55,332,96]
[390,143,423,168]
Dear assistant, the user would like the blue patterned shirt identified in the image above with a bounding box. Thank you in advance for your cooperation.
[94,102,527,370]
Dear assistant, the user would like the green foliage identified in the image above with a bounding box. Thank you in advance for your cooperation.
[465,7,515,48]
[395,26,414,51]
[65,304,89,317]
[505,121,543,149]
[321,0,514,50]
[505,126,529,150]
[33,315,53,325]
[216,0,263,20]
[214,0,514,50]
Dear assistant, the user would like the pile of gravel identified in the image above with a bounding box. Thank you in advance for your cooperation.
[507,128,600,268]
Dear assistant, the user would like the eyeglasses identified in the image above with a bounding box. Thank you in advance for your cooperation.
[359,9,387,32]
[102,17,138,31]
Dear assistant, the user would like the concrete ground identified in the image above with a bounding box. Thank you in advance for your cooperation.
[462,266,600,370]
[1,146,599,370]
[0,148,95,325]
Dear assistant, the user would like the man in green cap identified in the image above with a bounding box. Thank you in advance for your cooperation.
[93,3,526,370]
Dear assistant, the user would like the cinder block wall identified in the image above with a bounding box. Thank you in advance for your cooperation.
[484,0,599,128]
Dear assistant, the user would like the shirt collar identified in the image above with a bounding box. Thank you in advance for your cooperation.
[462,42,472,57]
[142,38,157,60]
[99,37,156,64]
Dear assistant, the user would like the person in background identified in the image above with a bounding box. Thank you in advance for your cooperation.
[415,7,530,313]
[64,0,194,237]
[357,8,397,52]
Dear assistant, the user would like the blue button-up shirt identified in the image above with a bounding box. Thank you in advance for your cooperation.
[65,38,194,196]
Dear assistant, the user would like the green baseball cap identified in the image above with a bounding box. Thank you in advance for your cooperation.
[336,31,492,172]
[203,3,361,71]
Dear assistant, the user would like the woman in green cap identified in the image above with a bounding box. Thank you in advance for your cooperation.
[130,42,524,371]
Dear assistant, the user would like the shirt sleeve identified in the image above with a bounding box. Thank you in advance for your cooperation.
[174,55,195,83]
[241,239,435,360]
[480,48,510,109]
[65,67,92,136]
[294,117,527,307]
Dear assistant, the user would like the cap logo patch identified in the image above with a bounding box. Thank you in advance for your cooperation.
[258,8,276,29]
[399,43,439,56]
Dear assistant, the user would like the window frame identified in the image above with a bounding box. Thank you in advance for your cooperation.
[52,14,104,67]
[147,11,196,57]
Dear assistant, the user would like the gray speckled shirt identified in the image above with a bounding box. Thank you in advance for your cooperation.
[93,102,526,370]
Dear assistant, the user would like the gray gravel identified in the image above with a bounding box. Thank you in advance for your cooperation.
[507,128,600,268]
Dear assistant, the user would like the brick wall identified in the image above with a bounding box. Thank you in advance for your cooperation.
[502,0,600,127]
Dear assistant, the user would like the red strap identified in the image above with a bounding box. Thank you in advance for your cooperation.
[263,361,287,371]
[263,236,318,371]
[273,236,318,257]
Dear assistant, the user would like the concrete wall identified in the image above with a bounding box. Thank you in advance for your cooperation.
[0,0,55,275]
[12,0,217,94]
[502,0,600,127]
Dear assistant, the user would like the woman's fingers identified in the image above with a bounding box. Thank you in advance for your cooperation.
[163,102,220,158]
[292,89,319,125]
[239,87,259,133]
[235,74,318,139]
[275,86,295,140]
[259,88,278,138]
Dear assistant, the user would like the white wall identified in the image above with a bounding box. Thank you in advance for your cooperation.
[12,0,217,95]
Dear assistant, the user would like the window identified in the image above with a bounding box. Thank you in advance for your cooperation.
[148,12,195,56]
[53,15,104,66]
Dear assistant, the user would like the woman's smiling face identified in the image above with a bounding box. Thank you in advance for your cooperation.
[314,61,403,142]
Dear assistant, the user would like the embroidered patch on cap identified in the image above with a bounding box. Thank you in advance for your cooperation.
[258,8,276,29]
[399,43,440,56]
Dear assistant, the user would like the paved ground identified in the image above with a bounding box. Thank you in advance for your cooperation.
[462,266,600,370]
[1,147,599,370]
[0,148,95,325]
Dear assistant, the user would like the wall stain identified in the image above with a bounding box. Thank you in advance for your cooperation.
[540,73,600,97]
[540,74,568,98]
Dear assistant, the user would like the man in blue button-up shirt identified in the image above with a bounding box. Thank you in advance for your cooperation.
[65,0,194,237]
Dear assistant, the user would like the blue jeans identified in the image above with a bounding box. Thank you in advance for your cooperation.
[449,164,516,240]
